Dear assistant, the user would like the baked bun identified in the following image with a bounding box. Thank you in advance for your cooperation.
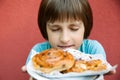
[64,59,107,73]
[32,48,75,73]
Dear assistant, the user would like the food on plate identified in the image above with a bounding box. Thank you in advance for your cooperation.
[62,59,107,73]
[32,48,75,73]
[32,48,107,74]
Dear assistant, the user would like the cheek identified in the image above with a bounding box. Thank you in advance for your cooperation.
[47,32,59,47]
[48,36,59,48]
[47,32,59,41]
[74,36,84,49]
[74,29,84,39]
[47,29,60,42]
[73,30,84,46]
[74,34,84,44]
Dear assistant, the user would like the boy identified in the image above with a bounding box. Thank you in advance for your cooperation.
[22,0,116,80]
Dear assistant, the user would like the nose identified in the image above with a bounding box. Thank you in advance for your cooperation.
[59,31,70,43]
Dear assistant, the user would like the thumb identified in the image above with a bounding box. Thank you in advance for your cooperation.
[21,65,27,72]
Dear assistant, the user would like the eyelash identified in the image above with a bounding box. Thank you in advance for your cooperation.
[51,28,60,31]
[51,28,79,32]
[70,28,79,31]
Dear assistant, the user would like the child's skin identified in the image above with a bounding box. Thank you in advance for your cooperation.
[46,20,84,49]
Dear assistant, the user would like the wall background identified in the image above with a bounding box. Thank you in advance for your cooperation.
[0,0,119,80]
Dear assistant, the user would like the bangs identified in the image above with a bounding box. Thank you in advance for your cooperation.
[45,0,84,22]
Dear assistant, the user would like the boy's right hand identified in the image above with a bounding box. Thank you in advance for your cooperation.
[21,65,27,72]
[21,65,35,80]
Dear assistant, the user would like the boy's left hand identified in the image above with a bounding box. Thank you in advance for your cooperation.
[105,69,116,75]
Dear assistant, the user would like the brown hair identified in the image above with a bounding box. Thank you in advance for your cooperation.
[38,0,93,40]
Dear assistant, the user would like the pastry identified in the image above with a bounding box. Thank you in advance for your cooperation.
[32,48,75,73]
[63,59,107,73]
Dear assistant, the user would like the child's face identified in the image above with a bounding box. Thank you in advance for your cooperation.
[46,20,84,50]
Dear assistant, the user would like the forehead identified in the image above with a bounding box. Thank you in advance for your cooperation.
[48,19,82,23]
[48,18,83,24]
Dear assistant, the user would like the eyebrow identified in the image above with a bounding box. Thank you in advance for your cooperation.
[47,21,83,27]
[70,21,83,27]
[47,23,60,28]
[69,23,80,27]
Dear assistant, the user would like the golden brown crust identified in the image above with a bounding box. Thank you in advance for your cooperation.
[32,48,75,73]
[64,59,107,73]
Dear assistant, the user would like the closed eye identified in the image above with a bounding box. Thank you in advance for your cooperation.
[47,23,61,32]
[70,28,79,31]
[50,28,60,31]
[68,21,83,31]
[69,25,80,31]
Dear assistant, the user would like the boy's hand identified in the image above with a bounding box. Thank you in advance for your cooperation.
[21,65,35,80]
[105,69,116,75]
[105,64,117,76]
[21,65,27,72]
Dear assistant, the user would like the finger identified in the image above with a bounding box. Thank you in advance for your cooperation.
[21,65,27,72]
[105,69,116,75]
[110,69,116,74]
